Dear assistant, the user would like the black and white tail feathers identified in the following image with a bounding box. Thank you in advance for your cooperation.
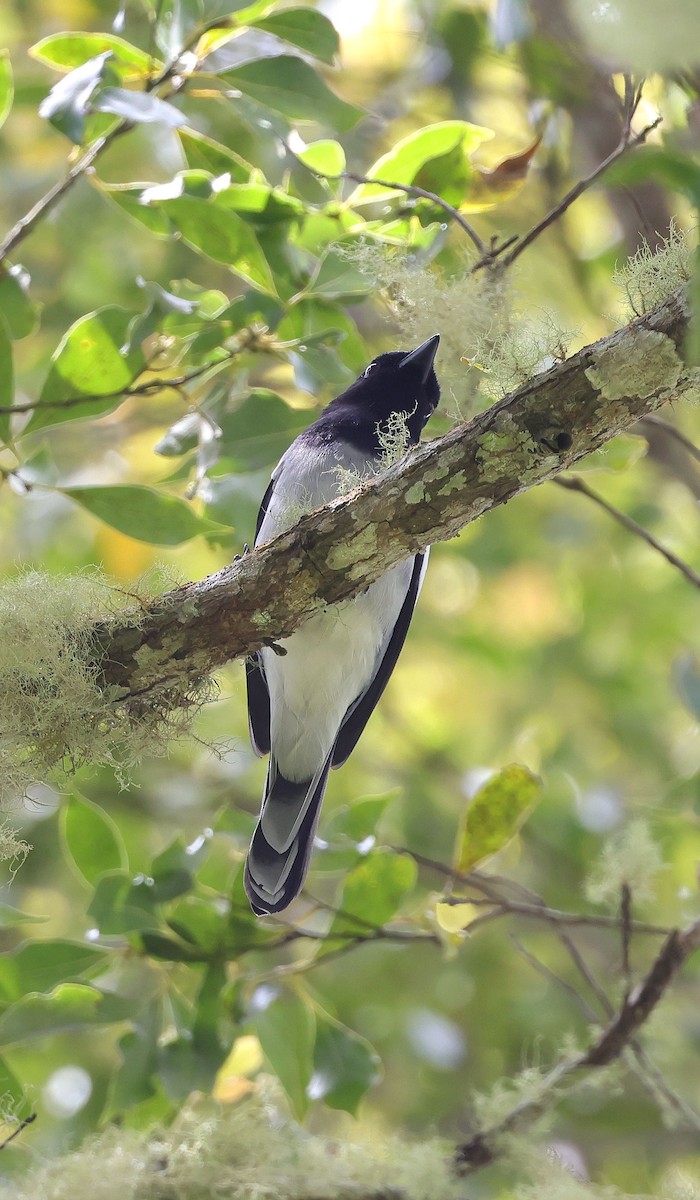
[244,756,332,914]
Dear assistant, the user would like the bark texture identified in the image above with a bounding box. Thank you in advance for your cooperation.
[95,287,692,708]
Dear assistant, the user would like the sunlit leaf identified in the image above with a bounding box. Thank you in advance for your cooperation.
[434,899,481,934]
[30,32,159,80]
[160,195,276,293]
[61,792,128,887]
[0,50,14,131]
[94,87,185,127]
[254,991,315,1117]
[178,127,252,180]
[223,56,362,131]
[252,8,340,64]
[455,764,542,875]
[348,120,493,205]
[302,247,374,301]
[296,138,346,176]
[0,983,133,1044]
[26,306,145,435]
[327,848,417,942]
[62,484,224,545]
[311,1014,380,1114]
[38,51,117,143]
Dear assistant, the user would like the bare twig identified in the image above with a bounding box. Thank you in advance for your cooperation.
[555,473,700,589]
[281,138,487,256]
[454,915,700,1173]
[397,847,670,937]
[499,114,662,269]
[0,1112,36,1150]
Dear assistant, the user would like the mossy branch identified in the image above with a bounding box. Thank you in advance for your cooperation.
[96,285,692,707]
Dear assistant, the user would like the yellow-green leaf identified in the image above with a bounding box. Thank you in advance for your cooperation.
[30,32,160,81]
[348,120,493,206]
[455,764,542,874]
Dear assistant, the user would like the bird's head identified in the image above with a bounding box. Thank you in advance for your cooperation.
[328,334,440,445]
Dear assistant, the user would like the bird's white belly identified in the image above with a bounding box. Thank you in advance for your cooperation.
[261,560,412,780]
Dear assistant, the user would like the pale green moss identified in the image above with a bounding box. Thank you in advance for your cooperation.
[476,414,540,481]
[614,219,694,318]
[585,330,681,401]
[0,570,214,813]
[586,819,664,908]
[3,1093,465,1200]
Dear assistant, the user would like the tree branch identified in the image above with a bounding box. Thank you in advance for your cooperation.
[91,286,692,710]
[453,914,700,1173]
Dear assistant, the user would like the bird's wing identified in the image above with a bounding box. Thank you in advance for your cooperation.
[332,549,429,767]
[255,475,276,541]
[245,473,277,757]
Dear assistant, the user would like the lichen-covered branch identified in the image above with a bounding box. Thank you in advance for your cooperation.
[96,286,692,708]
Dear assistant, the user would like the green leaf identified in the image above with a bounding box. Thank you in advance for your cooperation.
[253,991,315,1118]
[252,8,340,64]
[62,484,222,545]
[223,56,362,131]
[158,1033,226,1100]
[0,265,41,339]
[303,247,374,301]
[0,983,133,1045]
[296,138,346,176]
[38,51,117,143]
[108,1003,160,1116]
[30,32,159,80]
[139,931,204,962]
[0,314,14,446]
[167,898,224,954]
[0,50,14,132]
[94,87,184,126]
[27,306,145,435]
[215,182,305,224]
[160,195,276,293]
[455,764,542,874]
[348,120,493,205]
[0,903,46,928]
[0,1054,32,1120]
[319,792,399,870]
[88,871,159,934]
[327,849,417,942]
[0,939,108,1004]
[312,1014,380,1114]
[60,792,128,887]
[178,127,252,181]
[216,389,310,472]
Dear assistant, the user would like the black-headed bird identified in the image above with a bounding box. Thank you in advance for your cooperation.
[244,335,440,915]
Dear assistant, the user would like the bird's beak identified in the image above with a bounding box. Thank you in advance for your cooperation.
[399,334,440,382]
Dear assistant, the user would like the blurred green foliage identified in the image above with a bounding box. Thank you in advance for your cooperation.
[0,0,699,1196]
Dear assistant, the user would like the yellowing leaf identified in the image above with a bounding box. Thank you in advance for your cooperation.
[435,899,480,933]
[455,764,542,874]
[213,1034,263,1102]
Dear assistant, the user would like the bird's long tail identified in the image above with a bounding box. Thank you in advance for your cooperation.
[244,754,333,915]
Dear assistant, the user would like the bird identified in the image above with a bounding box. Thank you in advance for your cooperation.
[244,334,440,916]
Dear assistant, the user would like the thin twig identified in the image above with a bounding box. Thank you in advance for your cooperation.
[454,915,700,1173]
[499,115,662,269]
[510,934,600,1023]
[396,847,670,936]
[555,474,700,590]
[0,1112,36,1150]
[281,138,487,256]
[638,414,700,465]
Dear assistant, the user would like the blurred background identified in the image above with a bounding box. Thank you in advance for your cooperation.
[0,0,699,1195]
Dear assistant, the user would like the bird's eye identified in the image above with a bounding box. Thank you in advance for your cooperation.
[363,362,375,377]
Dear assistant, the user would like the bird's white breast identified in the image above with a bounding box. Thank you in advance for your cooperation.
[257,438,413,781]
